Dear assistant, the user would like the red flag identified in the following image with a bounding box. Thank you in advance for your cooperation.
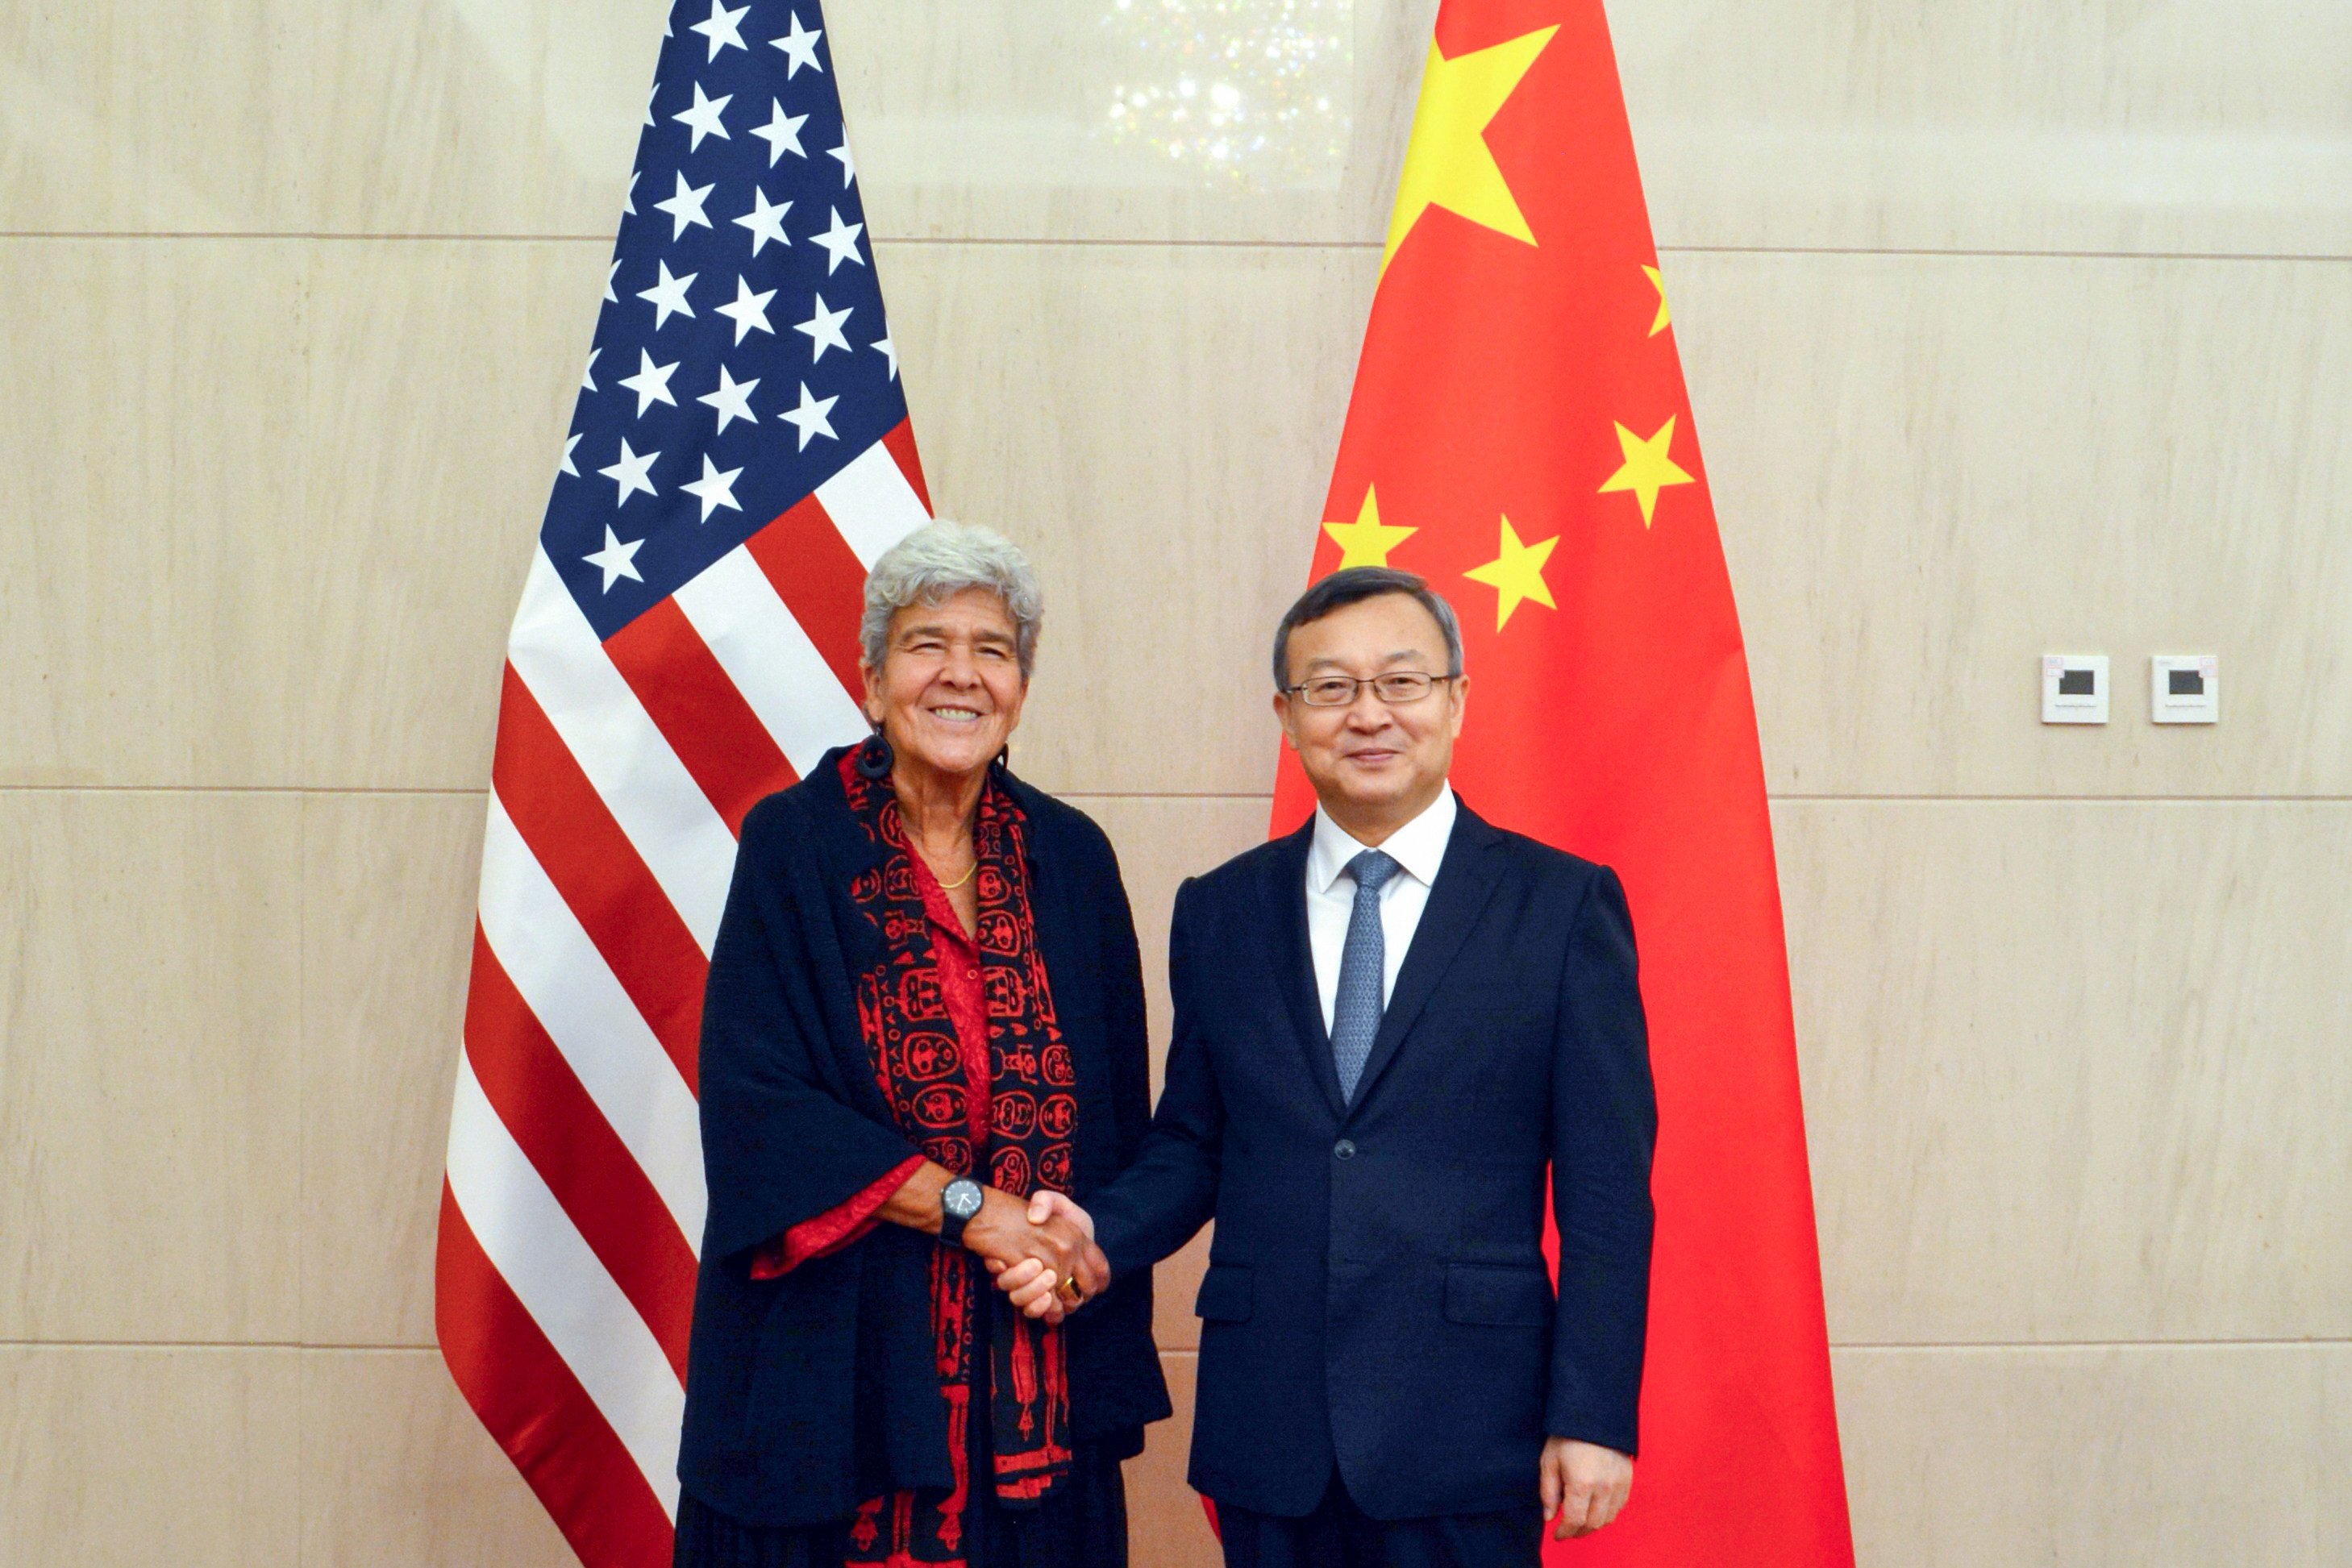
[1271,2,1855,1559]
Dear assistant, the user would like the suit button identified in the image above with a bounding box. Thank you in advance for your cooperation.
[1333,1139,1356,1160]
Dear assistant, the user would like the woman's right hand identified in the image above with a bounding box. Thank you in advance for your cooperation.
[961,1187,1105,1322]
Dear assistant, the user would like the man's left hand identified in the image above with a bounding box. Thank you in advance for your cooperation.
[1539,1437,1632,1539]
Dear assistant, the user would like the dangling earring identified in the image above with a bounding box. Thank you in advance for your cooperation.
[855,728,895,780]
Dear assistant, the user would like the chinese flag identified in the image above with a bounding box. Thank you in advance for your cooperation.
[1270,2,1855,1561]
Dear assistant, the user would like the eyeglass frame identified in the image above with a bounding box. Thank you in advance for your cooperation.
[1280,670,1463,708]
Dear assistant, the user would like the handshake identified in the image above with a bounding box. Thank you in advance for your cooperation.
[964,1187,1107,1326]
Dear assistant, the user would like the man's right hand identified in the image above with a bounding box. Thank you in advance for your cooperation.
[960,1187,1106,1322]
[990,1192,1107,1323]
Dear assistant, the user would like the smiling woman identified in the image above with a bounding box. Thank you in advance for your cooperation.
[674,518,1171,1568]
[859,521,1046,930]
[863,523,1037,772]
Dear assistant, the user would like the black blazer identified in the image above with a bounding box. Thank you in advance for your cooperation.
[676,749,1172,1528]
[1088,799,1655,1521]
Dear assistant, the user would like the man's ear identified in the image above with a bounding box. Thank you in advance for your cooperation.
[1271,689,1297,750]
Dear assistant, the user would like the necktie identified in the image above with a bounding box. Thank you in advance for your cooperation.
[1330,849,1400,1103]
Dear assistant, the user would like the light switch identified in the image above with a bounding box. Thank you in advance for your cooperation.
[2042,655,2109,724]
[2151,655,2219,723]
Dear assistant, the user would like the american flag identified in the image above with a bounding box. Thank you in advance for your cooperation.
[435,3,929,1562]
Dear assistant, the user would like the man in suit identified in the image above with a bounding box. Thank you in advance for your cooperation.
[999,566,1656,1566]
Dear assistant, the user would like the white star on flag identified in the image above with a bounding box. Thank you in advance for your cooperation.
[871,334,898,381]
[583,525,647,592]
[604,260,621,302]
[617,348,682,415]
[734,188,793,256]
[772,13,824,77]
[654,171,716,238]
[795,293,853,360]
[779,381,839,449]
[810,207,865,274]
[581,347,601,391]
[689,0,749,60]
[750,99,809,166]
[714,277,779,345]
[697,365,760,432]
[623,171,639,215]
[598,439,661,505]
[637,260,698,327]
[828,139,856,187]
[679,454,745,522]
[560,432,582,475]
[672,83,733,151]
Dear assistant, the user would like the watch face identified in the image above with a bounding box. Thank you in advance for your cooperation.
[944,1180,984,1220]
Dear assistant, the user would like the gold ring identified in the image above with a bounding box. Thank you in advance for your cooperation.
[1056,1275,1084,1306]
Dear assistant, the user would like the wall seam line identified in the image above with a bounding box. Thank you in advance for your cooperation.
[0,233,2346,267]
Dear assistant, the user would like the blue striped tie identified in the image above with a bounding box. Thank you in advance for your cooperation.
[1330,850,1400,1102]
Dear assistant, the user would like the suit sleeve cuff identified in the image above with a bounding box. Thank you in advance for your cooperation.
[1544,1404,1639,1458]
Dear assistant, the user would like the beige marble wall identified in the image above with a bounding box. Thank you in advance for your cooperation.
[2,1,2346,1564]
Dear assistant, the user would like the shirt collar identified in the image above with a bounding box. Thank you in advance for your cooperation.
[1308,784,1458,894]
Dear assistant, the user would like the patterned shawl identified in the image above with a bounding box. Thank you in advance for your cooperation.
[839,753,1075,1565]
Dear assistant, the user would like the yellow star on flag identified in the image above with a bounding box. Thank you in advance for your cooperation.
[1380,26,1559,276]
[1642,264,1670,336]
[1599,415,1696,526]
[1462,515,1559,630]
[1322,485,1416,570]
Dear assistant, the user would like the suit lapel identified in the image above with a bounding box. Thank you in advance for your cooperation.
[1261,822,1348,1120]
[1346,805,1507,1115]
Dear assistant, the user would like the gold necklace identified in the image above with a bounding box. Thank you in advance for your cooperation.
[897,804,979,889]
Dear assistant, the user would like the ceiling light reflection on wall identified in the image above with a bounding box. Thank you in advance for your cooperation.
[1097,0,1351,188]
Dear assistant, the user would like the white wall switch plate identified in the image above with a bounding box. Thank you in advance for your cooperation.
[2151,655,2219,723]
[2042,655,2110,724]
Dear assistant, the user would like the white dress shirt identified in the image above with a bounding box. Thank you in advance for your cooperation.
[1305,785,1459,1034]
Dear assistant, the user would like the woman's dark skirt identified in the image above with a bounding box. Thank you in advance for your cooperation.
[675,1432,1128,1568]
[678,1289,1131,1568]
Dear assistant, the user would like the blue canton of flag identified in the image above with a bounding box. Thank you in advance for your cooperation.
[551,0,906,638]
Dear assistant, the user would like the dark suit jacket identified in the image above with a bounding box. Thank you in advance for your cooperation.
[676,749,1171,1528]
[1087,798,1655,1520]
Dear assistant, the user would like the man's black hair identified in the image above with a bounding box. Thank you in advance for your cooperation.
[1271,566,1466,689]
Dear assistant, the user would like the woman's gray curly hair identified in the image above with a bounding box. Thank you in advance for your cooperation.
[859,519,1046,679]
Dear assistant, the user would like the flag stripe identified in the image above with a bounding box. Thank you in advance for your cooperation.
[603,595,799,834]
[436,1186,681,1568]
[465,925,697,1379]
[672,546,871,778]
[742,493,872,698]
[814,436,931,570]
[508,547,736,955]
[880,418,932,514]
[478,790,708,1243]
[493,663,709,1078]
[446,1050,686,1519]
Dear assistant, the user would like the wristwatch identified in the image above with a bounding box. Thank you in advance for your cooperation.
[939,1178,985,1248]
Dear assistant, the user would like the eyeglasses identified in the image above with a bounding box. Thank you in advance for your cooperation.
[1284,672,1459,708]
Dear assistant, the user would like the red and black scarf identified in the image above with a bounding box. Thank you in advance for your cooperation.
[840,755,1076,1566]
